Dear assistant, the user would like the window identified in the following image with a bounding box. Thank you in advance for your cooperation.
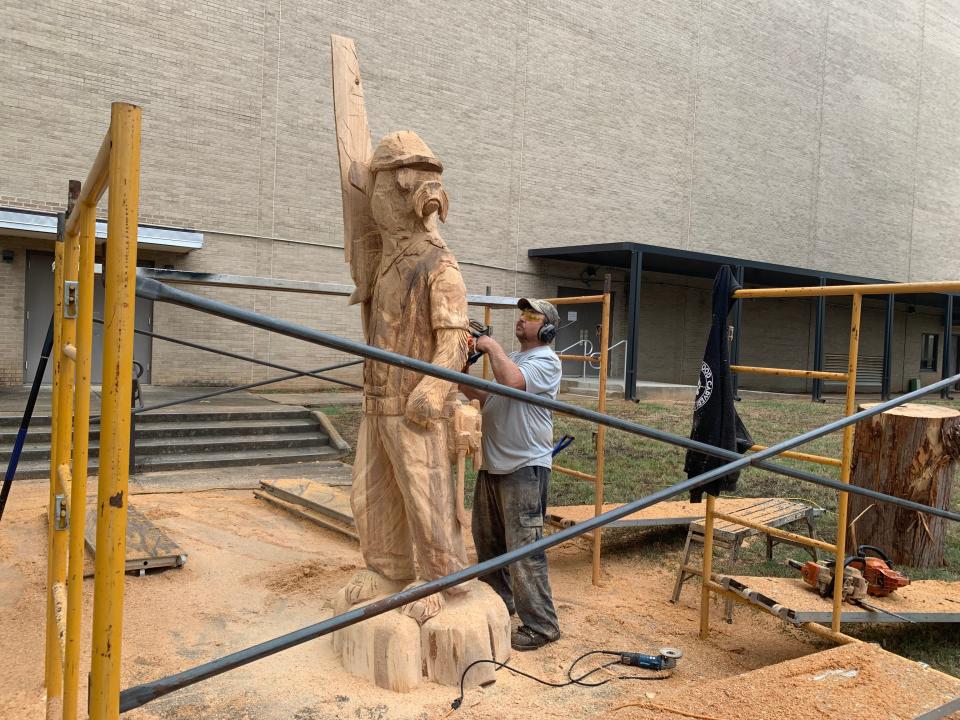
[921,333,939,371]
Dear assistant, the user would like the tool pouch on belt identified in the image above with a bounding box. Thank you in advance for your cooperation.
[443,398,482,466]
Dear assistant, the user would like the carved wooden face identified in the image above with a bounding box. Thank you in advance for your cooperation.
[370,167,448,232]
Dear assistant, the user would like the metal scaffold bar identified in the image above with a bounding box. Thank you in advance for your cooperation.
[88,101,142,720]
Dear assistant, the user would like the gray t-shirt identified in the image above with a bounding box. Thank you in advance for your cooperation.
[481,345,562,475]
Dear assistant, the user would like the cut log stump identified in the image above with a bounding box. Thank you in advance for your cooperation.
[331,581,510,692]
[848,403,960,567]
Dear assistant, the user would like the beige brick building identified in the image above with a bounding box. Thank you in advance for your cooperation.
[1,1,958,396]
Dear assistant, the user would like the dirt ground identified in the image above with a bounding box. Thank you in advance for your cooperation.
[1,472,955,720]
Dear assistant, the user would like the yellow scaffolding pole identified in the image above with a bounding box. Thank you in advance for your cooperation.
[592,279,611,585]
[45,209,78,716]
[63,204,96,720]
[833,292,861,632]
[88,102,142,720]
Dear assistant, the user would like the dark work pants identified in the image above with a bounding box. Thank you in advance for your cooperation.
[472,466,560,640]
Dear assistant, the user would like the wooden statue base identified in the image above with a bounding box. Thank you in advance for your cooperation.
[331,581,511,693]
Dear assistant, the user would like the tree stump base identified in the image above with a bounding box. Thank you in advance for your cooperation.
[331,581,511,693]
[849,403,960,567]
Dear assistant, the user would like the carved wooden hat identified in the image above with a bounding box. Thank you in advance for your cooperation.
[370,131,444,175]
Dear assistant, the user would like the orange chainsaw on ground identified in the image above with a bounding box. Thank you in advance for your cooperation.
[786,545,914,623]
[845,545,910,597]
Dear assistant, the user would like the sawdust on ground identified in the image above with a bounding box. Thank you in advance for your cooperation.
[1,478,955,720]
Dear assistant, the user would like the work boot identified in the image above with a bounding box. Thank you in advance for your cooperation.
[511,625,558,652]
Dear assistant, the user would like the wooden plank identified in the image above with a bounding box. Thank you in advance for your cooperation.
[258,478,354,527]
[724,576,960,623]
[546,498,797,529]
[254,490,358,542]
[84,499,186,573]
[330,34,378,309]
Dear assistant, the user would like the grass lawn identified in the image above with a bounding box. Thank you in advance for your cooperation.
[321,393,960,676]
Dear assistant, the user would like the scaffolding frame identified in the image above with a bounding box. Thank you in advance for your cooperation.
[698,280,960,642]
[44,102,142,720]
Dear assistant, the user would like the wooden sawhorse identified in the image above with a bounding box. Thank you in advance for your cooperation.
[670,498,823,621]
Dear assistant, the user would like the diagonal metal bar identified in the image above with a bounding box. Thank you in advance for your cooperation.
[0,316,54,521]
[92,316,362,391]
[133,359,363,415]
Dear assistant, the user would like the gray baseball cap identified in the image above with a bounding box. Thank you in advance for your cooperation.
[517,298,560,328]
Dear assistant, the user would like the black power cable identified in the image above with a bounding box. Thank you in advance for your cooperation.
[451,649,672,710]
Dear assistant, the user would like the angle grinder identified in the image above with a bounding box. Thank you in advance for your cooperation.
[619,647,683,671]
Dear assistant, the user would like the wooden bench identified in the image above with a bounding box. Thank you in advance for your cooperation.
[670,498,823,618]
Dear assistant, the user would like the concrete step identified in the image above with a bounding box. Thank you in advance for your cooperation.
[1,431,330,464]
[0,407,314,428]
[10,445,342,479]
[0,417,321,445]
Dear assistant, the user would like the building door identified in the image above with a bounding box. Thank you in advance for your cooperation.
[554,286,609,378]
[23,252,153,384]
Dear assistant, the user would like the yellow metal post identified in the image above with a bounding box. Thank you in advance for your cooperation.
[63,205,96,720]
[482,303,492,380]
[591,277,611,585]
[832,292,861,633]
[89,102,141,720]
[699,492,716,639]
[44,238,66,715]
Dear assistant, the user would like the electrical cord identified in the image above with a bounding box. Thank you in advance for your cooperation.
[451,649,672,710]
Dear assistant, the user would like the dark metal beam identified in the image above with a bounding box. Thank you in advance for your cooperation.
[943,294,954,400]
[624,249,642,401]
[812,277,826,402]
[882,295,894,400]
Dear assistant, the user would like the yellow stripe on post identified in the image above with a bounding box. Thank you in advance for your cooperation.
[88,102,141,720]
[63,204,96,720]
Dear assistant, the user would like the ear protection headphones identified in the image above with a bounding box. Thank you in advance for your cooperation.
[538,322,557,344]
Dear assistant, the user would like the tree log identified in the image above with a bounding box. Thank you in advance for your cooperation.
[847,404,960,567]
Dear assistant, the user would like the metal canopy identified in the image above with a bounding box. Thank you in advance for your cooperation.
[529,242,948,305]
[530,242,955,401]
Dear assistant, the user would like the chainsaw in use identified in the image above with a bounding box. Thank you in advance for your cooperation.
[786,545,913,623]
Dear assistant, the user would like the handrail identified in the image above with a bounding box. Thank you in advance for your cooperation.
[91,317,361,392]
[133,360,363,415]
[118,366,960,712]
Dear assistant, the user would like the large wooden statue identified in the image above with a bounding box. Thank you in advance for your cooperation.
[329,35,509,693]
[344,130,472,620]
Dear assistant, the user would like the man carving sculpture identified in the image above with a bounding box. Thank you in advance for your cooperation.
[344,131,471,622]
